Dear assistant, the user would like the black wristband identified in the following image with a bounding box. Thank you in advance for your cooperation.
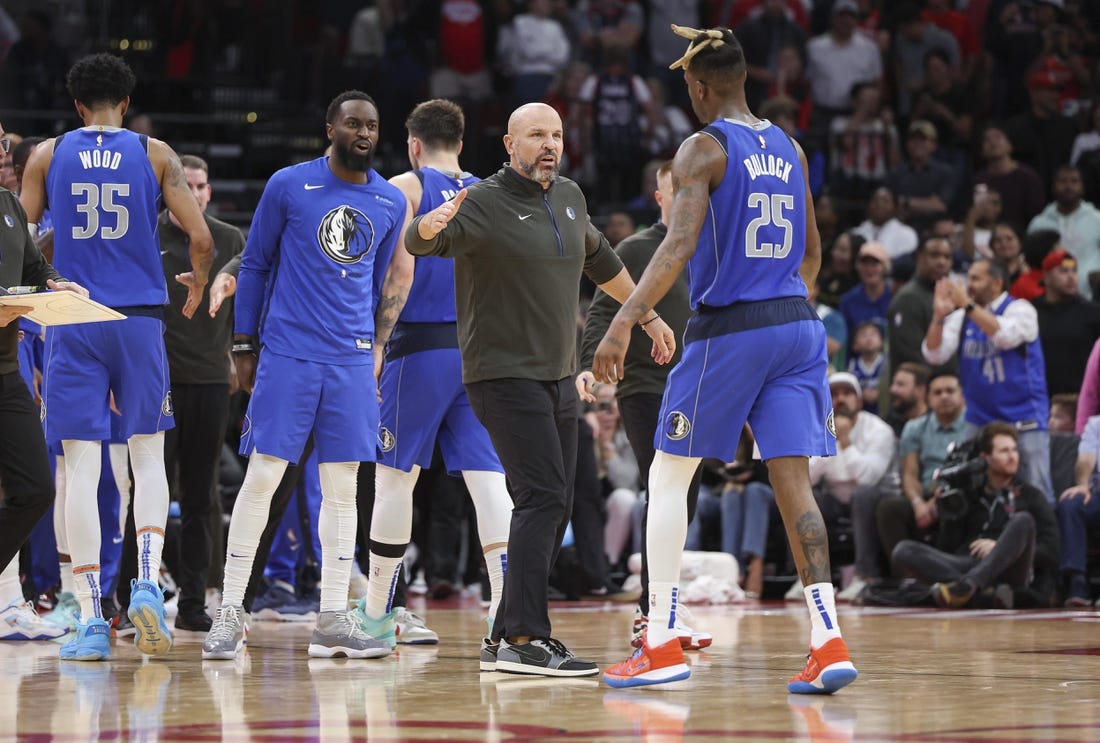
[639,313,661,328]
[964,301,977,315]
[232,341,256,356]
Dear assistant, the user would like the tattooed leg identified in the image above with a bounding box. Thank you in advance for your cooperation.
[767,456,832,585]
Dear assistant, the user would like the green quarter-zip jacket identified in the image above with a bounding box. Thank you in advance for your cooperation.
[406,166,624,384]
[0,188,62,374]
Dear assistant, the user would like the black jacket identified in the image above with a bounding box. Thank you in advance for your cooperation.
[0,189,61,374]
[407,167,623,384]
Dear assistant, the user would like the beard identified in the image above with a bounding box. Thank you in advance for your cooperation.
[515,150,559,184]
[334,139,374,173]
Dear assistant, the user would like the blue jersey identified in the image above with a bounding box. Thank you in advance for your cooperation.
[46,127,164,307]
[685,119,807,309]
[400,168,480,324]
[958,295,1049,428]
[235,157,404,366]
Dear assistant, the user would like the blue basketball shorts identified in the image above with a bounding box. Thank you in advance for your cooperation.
[377,348,502,475]
[655,319,836,462]
[240,350,378,464]
[44,315,173,442]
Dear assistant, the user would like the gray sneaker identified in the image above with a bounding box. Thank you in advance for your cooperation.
[308,611,392,659]
[495,637,599,677]
[480,638,499,671]
[202,605,246,660]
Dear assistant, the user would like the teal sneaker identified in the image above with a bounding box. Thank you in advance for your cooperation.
[350,599,396,648]
[45,591,81,632]
[59,618,111,661]
[128,580,173,656]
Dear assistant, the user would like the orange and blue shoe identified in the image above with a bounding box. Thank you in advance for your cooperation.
[603,636,691,689]
[787,638,858,695]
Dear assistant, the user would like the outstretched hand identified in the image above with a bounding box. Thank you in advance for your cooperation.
[175,272,208,319]
[417,188,467,240]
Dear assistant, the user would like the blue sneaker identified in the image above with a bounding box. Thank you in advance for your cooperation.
[59,618,112,661]
[128,580,173,656]
[350,599,396,648]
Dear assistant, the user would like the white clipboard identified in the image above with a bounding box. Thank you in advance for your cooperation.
[0,288,126,326]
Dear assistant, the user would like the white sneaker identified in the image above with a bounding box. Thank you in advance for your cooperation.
[836,577,868,603]
[0,600,70,641]
[394,607,439,644]
[672,604,712,650]
[785,578,805,601]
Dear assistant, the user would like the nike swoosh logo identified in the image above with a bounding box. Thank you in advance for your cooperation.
[112,536,123,544]
[229,553,247,559]
[338,556,354,561]
[518,214,533,220]
[304,184,324,190]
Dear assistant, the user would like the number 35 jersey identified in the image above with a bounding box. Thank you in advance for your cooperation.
[686,119,807,309]
[47,126,165,307]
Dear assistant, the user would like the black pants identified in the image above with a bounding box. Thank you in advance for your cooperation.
[467,377,577,641]
[618,392,701,614]
[0,371,54,571]
[164,383,229,616]
[892,512,1037,590]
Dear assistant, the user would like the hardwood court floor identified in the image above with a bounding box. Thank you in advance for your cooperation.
[3,599,1099,741]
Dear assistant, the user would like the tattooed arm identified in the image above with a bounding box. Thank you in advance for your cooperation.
[153,141,214,318]
[591,131,723,383]
[372,171,420,388]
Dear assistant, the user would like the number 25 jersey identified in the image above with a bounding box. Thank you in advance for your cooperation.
[47,127,165,307]
[686,119,807,309]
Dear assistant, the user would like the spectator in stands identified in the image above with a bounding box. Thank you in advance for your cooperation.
[589,383,639,573]
[644,78,694,160]
[818,230,858,306]
[1012,228,1057,301]
[885,362,931,439]
[572,0,643,69]
[428,0,493,104]
[1049,392,1080,498]
[877,372,967,570]
[892,2,961,117]
[643,0,700,111]
[984,0,1045,119]
[1033,247,1100,395]
[892,422,1059,609]
[847,321,885,414]
[602,211,636,249]
[840,240,892,353]
[1050,394,1078,434]
[1077,336,1100,433]
[922,0,980,77]
[888,236,956,378]
[961,187,1003,262]
[853,187,918,262]
[1058,412,1100,606]
[497,0,571,108]
[1005,71,1082,197]
[815,194,842,256]
[737,0,807,110]
[911,49,974,159]
[1028,165,1100,299]
[543,61,595,187]
[887,121,958,234]
[806,0,882,130]
[923,259,1055,504]
[770,45,815,133]
[827,83,901,205]
[973,124,1047,235]
[809,280,847,372]
[803,371,897,602]
[0,10,69,111]
[1028,20,1092,115]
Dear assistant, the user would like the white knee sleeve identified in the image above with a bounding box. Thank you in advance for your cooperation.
[461,470,512,548]
[63,439,104,618]
[372,464,419,545]
[108,442,131,536]
[221,453,289,607]
[318,461,360,613]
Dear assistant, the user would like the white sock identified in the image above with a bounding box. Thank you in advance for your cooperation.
[109,442,131,537]
[804,582,843,648]
[483,546,507,620]
[366,465,419,618]
[221,453,288,607]
[644,452,701,646]
[59,563,75,596]
[461,469,512,618]
[317,461,359,614]
[63,439,104,620]
[128,433,169,583]
[0,558,22,607]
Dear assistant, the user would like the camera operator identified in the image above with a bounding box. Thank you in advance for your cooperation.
[891,422,1060,608]
[1057,413,1100,607]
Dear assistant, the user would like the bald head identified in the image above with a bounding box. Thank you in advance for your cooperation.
[504,103,563,188]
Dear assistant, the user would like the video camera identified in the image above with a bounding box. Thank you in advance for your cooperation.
[931,440,987,520]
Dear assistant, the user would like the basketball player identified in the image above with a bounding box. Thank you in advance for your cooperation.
[356,99,512,648]
[202,90,405,661]
[20,53,214,661]
[592,25,857,693]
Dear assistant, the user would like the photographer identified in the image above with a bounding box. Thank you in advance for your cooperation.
[891,422,1059,608]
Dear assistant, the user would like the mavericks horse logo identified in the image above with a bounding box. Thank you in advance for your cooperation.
[317,205,375,264]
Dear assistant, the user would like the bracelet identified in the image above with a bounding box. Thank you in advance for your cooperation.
[964,301,977,315]
[231,341,256,356]
[639,313,661,328]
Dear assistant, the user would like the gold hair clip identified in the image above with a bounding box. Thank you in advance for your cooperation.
[669,24,725,70]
